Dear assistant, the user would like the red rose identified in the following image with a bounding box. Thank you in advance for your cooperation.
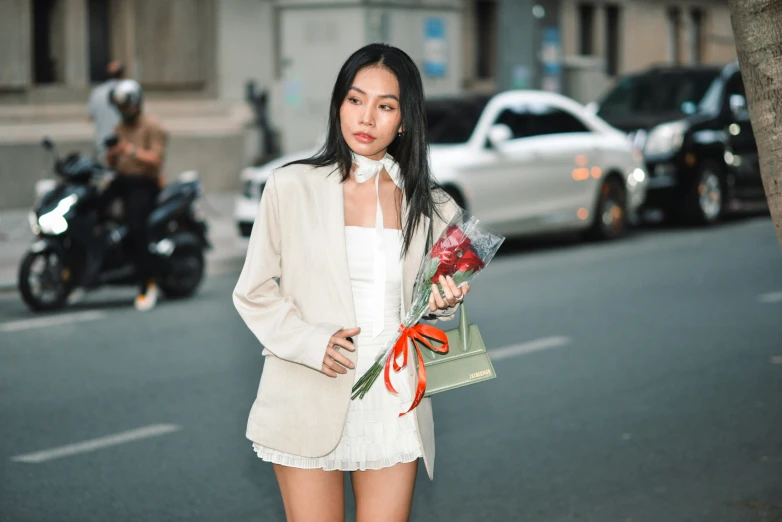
[455,247,485,273]
[431,259,457,282]
[448,226,472,250]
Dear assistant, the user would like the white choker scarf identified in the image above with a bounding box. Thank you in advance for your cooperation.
[350,152,402,339]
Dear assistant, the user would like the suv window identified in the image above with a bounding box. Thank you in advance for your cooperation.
[530,108,590,135]
[724,73,745,99]
[494,104,589,139]
[597,69,719,118]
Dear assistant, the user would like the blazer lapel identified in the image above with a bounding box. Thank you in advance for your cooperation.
[320,169,357,326]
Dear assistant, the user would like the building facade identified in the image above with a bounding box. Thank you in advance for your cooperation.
[0,0,466,208]
[0,0,737,209]
[460,0,737,101]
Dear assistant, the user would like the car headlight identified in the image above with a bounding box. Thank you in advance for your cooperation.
[627,168,646,188]
[644,121,688,156]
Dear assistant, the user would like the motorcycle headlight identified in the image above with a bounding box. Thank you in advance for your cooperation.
[38,212,68,235]
[644,121,688,156]
[38,194,77,235]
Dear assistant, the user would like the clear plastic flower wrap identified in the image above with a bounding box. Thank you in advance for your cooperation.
[351,208,505,415]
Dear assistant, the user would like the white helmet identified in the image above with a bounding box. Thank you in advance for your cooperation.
[111,79,143,107]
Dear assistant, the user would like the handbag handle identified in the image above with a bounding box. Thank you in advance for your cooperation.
[457,301,471,353]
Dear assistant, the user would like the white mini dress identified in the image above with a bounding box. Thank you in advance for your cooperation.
[252,226,423,471]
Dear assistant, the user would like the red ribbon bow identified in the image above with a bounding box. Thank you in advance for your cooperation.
[384,323,449,417]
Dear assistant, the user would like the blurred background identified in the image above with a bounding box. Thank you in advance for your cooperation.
[0,0,739,205]
[1,1,780,521]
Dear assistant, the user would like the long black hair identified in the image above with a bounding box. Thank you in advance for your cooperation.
[285,43,439,256]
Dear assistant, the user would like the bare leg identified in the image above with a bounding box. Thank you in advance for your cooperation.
[273,464,345,522]
[351,460,419,522]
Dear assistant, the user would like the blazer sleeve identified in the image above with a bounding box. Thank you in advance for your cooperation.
[232,172,342,371]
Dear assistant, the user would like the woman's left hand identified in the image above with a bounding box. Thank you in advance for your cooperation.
[429,275,470,312]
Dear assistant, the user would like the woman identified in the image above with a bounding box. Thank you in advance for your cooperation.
[233,43,470,522]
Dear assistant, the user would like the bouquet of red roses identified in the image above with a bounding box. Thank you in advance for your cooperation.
[350,208,504,415]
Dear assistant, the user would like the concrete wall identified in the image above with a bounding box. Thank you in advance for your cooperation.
[269,0,465,154]
[216,0,276,102]
[702,6,738,64]
[0,131,247,209]
[387,6,464,98]
[620,0,669,74]
[269,6,365,154]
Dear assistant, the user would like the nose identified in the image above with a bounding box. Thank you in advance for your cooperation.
[359,104,374,127]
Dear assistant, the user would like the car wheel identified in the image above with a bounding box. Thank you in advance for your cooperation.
[588,177,628,241]
[684,162,724,225]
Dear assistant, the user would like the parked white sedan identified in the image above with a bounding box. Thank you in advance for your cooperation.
[235,90,648,240]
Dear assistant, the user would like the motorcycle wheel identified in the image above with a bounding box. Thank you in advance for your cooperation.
[158,246,205,299]
[18,250,71,312]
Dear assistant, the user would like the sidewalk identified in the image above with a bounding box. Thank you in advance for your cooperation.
[0,191,248,292]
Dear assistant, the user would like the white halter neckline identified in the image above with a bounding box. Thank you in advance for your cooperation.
[350,152,402,338]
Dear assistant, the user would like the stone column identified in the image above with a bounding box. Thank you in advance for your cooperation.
[64,0,88,87]
[0,0,32,88]
[682,8,697,64]
[665,8,678,64]
[496,0,537,90]
[593,2,606,62]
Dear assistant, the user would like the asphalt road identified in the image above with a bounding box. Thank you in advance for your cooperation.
[1,216,781,522]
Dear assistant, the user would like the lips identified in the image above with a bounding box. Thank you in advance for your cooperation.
[353,132,376,144]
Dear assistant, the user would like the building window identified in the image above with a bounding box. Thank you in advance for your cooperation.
[476,0,497,79]
[32,0,66,84]
[666,7,681,64]
[578,3,595,56]
[605,5,620,76]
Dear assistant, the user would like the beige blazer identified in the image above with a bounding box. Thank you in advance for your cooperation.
[233,162,460,480]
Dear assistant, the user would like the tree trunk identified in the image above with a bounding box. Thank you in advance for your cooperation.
[728,0,782,254]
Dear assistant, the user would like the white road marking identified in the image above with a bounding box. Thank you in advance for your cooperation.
[758,291,782,304]
[10,424,181,463]
[489,336,571,361]
[0,310,106,333]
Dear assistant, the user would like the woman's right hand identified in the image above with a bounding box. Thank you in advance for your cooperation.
[322,327,361,377]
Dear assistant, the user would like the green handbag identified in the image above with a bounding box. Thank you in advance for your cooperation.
[422,303,496,397]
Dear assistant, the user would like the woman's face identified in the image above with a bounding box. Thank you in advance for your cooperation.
[340,66,403,161]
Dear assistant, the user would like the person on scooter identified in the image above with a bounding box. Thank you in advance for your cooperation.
[106,79,169,311]
[87,60,125,163]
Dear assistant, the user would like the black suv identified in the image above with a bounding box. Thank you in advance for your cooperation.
[595,62,764,224]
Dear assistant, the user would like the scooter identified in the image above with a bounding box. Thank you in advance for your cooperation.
[18,137,210,312]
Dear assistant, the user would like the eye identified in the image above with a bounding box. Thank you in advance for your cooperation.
[347,97,361,105]
[380,104,397,111]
